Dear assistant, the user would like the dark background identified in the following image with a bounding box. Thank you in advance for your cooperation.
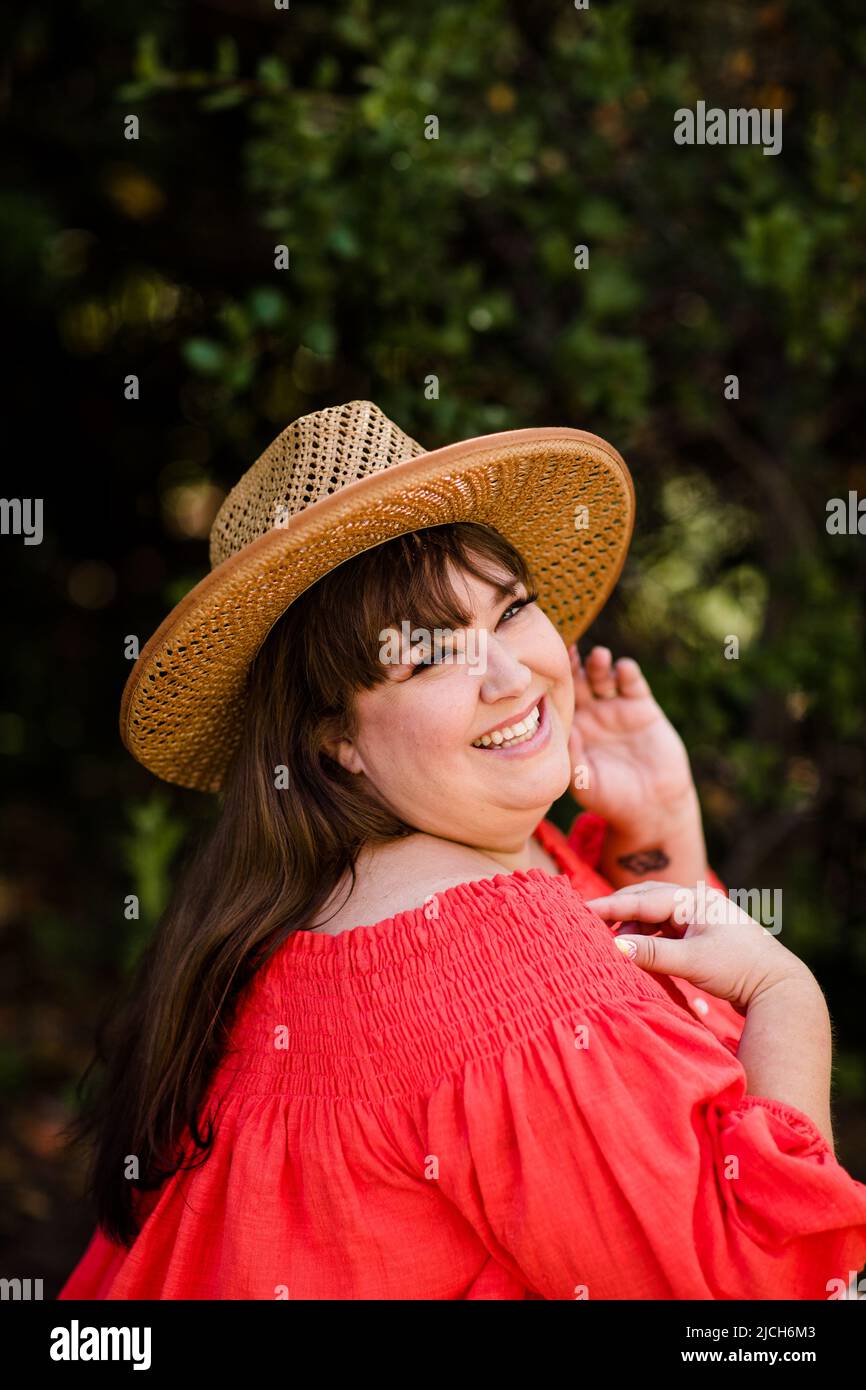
[1,0,865,1293]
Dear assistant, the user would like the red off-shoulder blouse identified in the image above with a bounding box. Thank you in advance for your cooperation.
[57,811,866,1300]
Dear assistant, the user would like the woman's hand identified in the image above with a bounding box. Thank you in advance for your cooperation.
[585,881,813,1016]
[566,643,711,887]
[590,883,836,1150]
[567,643,696,827]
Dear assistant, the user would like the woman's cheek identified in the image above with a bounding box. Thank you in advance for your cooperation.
[561,671,576,724]
[390,712,452,766]
[548,642,575,709]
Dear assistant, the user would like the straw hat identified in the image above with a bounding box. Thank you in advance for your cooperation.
[120,399,635,792]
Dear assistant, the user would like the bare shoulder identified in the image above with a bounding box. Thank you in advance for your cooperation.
[373,833,508,898]
[307,834,507,935]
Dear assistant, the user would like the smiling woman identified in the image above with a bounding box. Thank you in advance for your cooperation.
[317,533,577,868]
[303,530,574,933]
[57,400,866,1301]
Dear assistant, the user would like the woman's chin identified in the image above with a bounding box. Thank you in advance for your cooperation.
[470,743,573,807]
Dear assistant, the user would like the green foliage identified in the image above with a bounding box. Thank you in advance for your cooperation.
[118,794,187,969]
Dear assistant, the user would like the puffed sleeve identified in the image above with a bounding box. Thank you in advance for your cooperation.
[423,957,866,1301]
[566,809,608,870]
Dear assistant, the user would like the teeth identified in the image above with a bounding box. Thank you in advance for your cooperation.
[472,704,541,749]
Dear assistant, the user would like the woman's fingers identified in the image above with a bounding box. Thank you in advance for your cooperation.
[572,646,652,703]
[568,643,596,709]
[586,880,673,905]
[590,883,785,1012]
[612,929,690,977]
[614,917,682,939]
[585,882,688,930]
[583,644,650,700]
[584,646,618,699]
[611,656,652,700]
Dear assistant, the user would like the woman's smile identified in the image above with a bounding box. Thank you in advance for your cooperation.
[470,691,553,758]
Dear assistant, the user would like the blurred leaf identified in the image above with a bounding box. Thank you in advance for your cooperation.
[182,337,228,374]
[199,86,247,112]
[247,287,286,325]
[257,55,289,89]
[326,224,361,259]
[216,36,239,77]
[227,358,255,389]
[302,320,336,356]
[218,301,251,341]
[119,794,188,963]
[730,203,815,295]
[134,32,163,81]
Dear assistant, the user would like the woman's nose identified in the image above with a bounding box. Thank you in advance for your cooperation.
[475,644,534,699]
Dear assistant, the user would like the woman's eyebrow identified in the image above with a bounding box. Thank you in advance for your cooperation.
[382,582,526,676]
[488,578,522,601]
[424,584,524,630]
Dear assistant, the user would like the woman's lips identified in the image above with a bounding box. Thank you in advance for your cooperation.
[470,693,553,758]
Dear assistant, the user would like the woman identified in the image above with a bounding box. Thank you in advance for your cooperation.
[58,400,866,1300]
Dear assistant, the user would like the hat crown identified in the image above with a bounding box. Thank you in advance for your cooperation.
[208,400,427,570]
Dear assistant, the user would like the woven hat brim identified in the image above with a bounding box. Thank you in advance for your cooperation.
[120,425,635,792]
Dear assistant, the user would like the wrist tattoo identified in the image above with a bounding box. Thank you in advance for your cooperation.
[616,848,670,875]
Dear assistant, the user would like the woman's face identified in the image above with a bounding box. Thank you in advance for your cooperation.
[332,561,576,852]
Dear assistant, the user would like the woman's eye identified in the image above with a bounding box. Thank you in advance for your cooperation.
[406,592,538,675]
[500,591,539,624]
[408,645,451,675]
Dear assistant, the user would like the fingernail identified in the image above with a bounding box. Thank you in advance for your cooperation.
[615,938,638,960]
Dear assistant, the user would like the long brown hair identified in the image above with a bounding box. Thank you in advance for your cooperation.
[63,521,536,1246]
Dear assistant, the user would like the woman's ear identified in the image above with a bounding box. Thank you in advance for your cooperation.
[328,737,364,775]
[320,718,364,775]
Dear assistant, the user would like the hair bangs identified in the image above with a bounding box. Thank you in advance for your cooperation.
[348,524,536,690]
